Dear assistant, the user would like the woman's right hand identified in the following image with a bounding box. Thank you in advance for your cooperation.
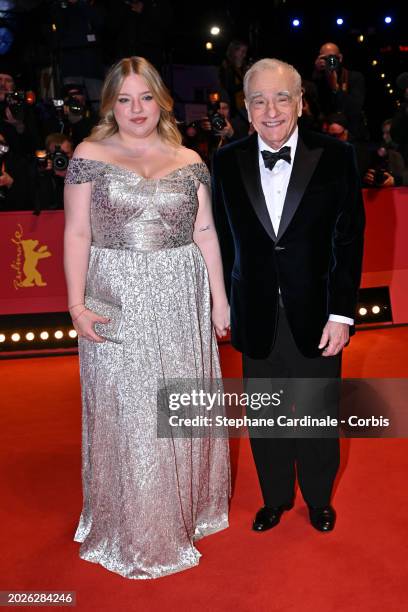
[69,305,110,342]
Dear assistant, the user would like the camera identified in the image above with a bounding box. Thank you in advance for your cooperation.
[51,145,69,171]
[324,54,340,72]
[369,149,389,187]
[373,169,386,186]
[207,101,226,133]
[52,98,65,116]
[35,146,69,172]
[0,143,10,201]
[5,91,27,121]
[0,143,9,157]
[65,95,84,116]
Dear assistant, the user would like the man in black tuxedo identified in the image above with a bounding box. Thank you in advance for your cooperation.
[213,58,365,532]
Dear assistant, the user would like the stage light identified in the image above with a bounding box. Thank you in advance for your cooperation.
[205,41,213,50]
[292,19,301,27]
[25,332,35,341]
[210,26,220,36]
[358,35,364,43]
[40,331,49,340]
[389,89,394,94]
[380,73,385,78]
[54,330,64,339]
[386,83,391,88]
[357,287,392,325]
[371,60,378,66]
[384,16,392,24]
[11,333,20,342]
[336,18,344,26]
[69,329,78,339]
[0,334,5,343]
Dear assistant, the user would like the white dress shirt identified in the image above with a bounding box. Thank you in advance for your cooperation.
[257,128,353,326]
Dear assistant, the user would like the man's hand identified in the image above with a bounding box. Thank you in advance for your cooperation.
[4,107,25,133]
[217,118,234,140]
[318,321,349,356]
[314,55,327,72]
[364,169,395,187]
[326,69,338,91]
[0,171,14,188]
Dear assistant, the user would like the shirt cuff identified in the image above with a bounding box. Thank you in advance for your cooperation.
[329,314,354,325]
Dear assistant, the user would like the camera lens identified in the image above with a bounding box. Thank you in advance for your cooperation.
[210,113,226,132]
[53,152,69,171]
[325,55,339,72]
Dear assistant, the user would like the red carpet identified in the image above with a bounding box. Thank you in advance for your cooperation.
[1,328,408,611]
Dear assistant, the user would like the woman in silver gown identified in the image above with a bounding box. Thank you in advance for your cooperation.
[63,57,231,579]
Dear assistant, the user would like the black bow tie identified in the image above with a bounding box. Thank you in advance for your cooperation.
[261,146,291,170]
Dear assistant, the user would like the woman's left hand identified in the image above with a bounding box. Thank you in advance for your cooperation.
[212,301,230,338]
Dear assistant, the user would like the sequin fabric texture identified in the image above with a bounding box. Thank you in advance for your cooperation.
[65,158,231,579]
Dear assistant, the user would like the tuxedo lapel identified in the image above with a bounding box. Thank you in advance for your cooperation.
[276,135,323,241]
[236,134,277,242]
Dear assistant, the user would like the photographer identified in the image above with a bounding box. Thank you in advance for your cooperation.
[0,131,30,211]
[326,113,405,187]
[363,117,407,188]
[0,60,42,156]
[390,72,408,165]
[41,83,97,147]
[33,133,73,212]
[312,42,367,142]
[185,91,249,166]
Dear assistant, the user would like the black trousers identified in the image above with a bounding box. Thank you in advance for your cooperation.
[242,304,341,508]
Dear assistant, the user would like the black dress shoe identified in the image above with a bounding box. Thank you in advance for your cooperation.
[252,503,294,532]
[308,505,336,532]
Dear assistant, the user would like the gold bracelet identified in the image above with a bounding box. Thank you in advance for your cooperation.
[71,308,87,322]
[68,302,85,310]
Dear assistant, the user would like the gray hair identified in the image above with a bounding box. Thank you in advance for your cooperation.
[243,58,302,99]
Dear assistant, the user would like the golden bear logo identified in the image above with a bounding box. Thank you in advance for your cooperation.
[11,224,52,289]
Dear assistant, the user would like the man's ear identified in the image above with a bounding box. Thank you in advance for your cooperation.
[245,100,251,123]
[297,96,303,118]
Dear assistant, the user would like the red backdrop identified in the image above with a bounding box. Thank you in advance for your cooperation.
[1,211,67,315]
[1,187,408,321]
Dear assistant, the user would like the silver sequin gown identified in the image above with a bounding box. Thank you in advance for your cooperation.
[65,158,230,579]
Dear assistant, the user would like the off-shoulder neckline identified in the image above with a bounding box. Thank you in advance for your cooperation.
[71,158,208,181]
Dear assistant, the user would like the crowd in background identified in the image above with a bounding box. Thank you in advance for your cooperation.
[0,0,407,212]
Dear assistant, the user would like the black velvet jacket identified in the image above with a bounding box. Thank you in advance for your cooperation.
[212,129,365,358]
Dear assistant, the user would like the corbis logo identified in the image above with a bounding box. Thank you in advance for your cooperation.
[11,224,52,290]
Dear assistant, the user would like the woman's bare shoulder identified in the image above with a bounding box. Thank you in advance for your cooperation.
[73,140,110,160]
[176,146,204,166]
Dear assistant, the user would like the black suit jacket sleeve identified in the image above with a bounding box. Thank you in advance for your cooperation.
[212,149,235,300]
[328,143,365,318]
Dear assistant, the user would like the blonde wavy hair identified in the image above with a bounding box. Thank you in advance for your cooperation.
[87,56,182,146]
